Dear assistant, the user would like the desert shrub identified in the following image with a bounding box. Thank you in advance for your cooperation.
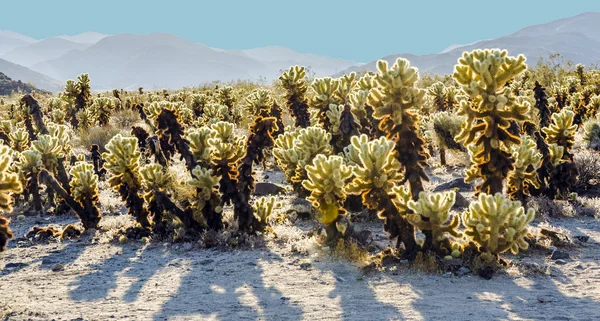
[78,125,122,152]
[573,150,600,193]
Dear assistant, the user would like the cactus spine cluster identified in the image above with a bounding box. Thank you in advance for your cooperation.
[280,66,311,128]
[0,145,22,251]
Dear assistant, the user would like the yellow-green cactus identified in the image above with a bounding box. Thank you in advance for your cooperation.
[463,193,535,262]
[47,123,72,157]
[252,196,281,230]
[428,82,447,111]
[67,161,101,229]
[311,77,340,130]
[200,103,231,125]
[186,126,215,167]
[9,127,29,152]
[0,145,21,251]
[245,89,273,116]
[103,134,149,227]
[89,97,116,126]
[302,155,352,244]
[279,65,310,128]
[542,108,577,155]
[0,145,22,213]
[507,135,542,200]
[32,135,63,174]
[369,58,429,198]
[453,49,530,195]
[335,72,357,104]
[291,126,332,185]
[405,189,460,253]
[326,104,344,136]
[189,166,222,230]
[346,135,417,257]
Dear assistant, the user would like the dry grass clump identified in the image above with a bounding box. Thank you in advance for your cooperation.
[76,125,123,152]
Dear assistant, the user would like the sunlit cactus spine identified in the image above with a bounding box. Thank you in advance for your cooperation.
[453,49,529,195]
[156,108,197,173]
[0,145,22,251]
[542,109,577,158]
[279,66,311,128]
[103,134,150,227]
[369,58,429,199]
[90,97,116,126]
[302,155,353,245]
[9,127,29,152]
[252,196,281,232]
[463,193,535,264]
[187,126,215,168]
[428,82,448,111]
[64,74,92,129]
[311,77,340,131]
[542,109,579,198]
[190,93,209,117]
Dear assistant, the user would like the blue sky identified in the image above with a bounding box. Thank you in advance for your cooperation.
[2,0,600,62]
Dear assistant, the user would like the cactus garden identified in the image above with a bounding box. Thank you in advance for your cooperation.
[1,40,600,320]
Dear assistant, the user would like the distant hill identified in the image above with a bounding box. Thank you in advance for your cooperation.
[0,58,63,92]
[56,32,108,44]
[0,72,48,95]
[337,12,600,76]
[2,38,90,67]
[30,33,360,90]
[0,30,36,56]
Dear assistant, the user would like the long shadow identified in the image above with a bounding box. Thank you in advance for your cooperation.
[407,259,600,320]
[323,263,406,321]
[69,242,137,301]
[152,246,304,321]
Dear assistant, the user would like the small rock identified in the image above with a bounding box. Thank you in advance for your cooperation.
[554,259,567,265]
[4,262,28,269]
[537,296,554,303]
[280,296,290,301]
[456,266,471,277]
[433,178,473,193]
[452,193,470,210]
[254,182,286,196]
[51,264,64,272]
[335,276,346,282]
[299,262,312,270]
[198,259,214,265]
[574,235,589,243]
[551,250,570,260]
[291,198,312,218]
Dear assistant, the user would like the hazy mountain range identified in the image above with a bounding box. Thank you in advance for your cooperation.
[338,12,600,76]
[1,12,600,93]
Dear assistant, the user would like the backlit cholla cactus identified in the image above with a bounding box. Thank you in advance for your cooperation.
[302,155,353,244]
[252,196,281,232]
[428,82,447,111]
[103,134,150,227]
[587,94,600,117]
[67,162,101,229]
[542,108,577,157]
[0,145,22,251]
[190,93,209,117]
[507,135,542,201]
[89,97,116,126]
[187,126,215,168]
[16,150,43,211]
[280,66,311,128]
[453,49,530,195]
[349,73,378,136]
[346,135,418,258]
[245,89,273,117]
[140,164,172,225]
[369,58,429,198]
[404,189,460,254]
[9,127,29,152]
[273,126,332,192]
[189,166,222,230]
[311,77,340,131]
[199,103,231,126]
[463,193,535,263]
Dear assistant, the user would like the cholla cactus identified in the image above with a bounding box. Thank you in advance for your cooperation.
[405,189,460,254]
[54,161,102,229]
[217,86,236,109]
[335,72,357,104]
[16,150,43,211]
[156,108,197,172]
[9,127,29,152]
[245,89,273,116]
[189,166,222,230]
[346,135,418,257]
[507,135,542,201]
[542,109,577,156]
[273,130,301,183]
[280,65,310,128]
[252,196,281,231]
[200,103,231,125]
[463,193,535,262]
[64,74,92,129]
[140,164,171,223]
[428,82,447,111]
[190,93,209,117]
[453,49,530,195]
[103,134,150,227]
[430,111,465,166]
[89,97,116,126]
[186,126,215,167]
[369,58,429,198]
[76,109,94,131]
[0,145,22,251]
[587,94,600,117]
[302,155,353,244]
[311,77,340,130]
